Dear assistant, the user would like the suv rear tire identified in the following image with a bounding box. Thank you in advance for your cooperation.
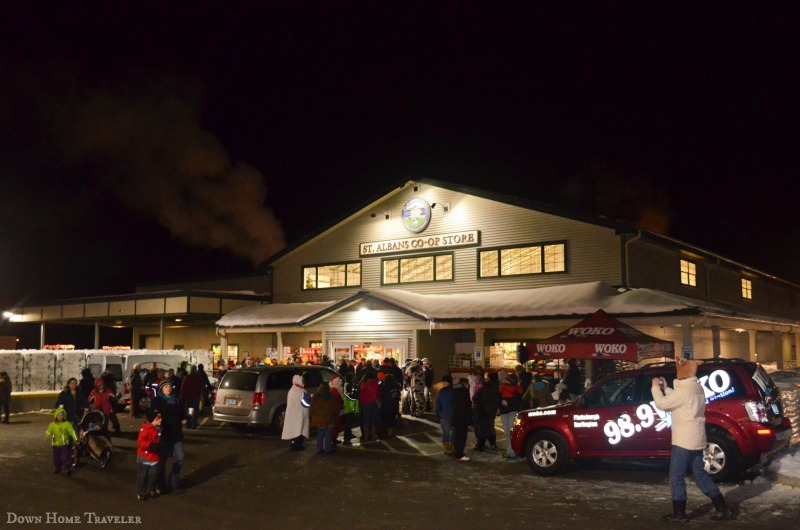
[704,431,739,482]
[525,431,569,475]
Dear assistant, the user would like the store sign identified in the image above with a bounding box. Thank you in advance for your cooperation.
[360,230,480,256]
[401,197,432,233]
[568,327,615,336]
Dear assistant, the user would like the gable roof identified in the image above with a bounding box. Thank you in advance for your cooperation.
[262,176,800,291]
[261,177,635,268]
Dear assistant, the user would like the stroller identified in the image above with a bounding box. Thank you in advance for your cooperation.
[72,410,113,468]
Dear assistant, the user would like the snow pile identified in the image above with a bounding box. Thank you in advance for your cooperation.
[770,449,800,479]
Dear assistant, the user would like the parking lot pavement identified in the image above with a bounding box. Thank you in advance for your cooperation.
[2,411,799,529]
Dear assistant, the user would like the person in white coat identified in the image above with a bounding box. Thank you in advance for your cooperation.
[281,373,310,451]
[651,357,731,522]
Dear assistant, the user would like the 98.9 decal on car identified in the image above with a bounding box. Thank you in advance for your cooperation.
[601,402,670,445]
[597,368,736,446]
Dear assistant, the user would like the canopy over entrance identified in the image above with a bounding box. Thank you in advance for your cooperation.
[526,309,675,362]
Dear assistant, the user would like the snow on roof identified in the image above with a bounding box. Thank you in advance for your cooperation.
[216,281,800,328]
[365,281,695,320]
[216,301,338,327]
[216,282,693,328]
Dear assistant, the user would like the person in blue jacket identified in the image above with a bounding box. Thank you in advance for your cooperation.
[435,374,454,454]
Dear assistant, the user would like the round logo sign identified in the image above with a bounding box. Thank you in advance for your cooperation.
[401,198,432,233]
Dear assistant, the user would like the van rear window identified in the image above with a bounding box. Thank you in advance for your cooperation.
[220,372,259,391]
[106,365,123,382]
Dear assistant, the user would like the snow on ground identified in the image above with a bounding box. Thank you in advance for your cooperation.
[770,448,800,480]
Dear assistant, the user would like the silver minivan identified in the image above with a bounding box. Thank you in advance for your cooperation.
[213,366,337,431]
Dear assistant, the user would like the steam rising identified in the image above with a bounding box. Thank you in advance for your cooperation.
[64,78,285,265]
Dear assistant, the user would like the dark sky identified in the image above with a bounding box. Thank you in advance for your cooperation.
[1,2,799,316]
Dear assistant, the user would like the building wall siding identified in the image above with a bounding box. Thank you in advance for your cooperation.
[272,184,622,303]
[627,238,800,319]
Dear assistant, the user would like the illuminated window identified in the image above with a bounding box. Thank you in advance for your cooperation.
[303,261,361,290]
[479,242,566,278]
[544,244,565,272]
[382,254,453,284]
[741,278,752,299]
[680,260,696,287]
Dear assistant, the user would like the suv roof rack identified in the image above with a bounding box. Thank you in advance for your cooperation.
[641,357,751,370]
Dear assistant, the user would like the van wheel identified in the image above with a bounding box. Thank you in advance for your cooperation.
[271,406,286,432]
[704,431,739,482]
[525,431,568,475]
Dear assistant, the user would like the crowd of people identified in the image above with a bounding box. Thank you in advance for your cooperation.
[276,354,568,465]
[280,356,436,452]
[277,353,583,465]
[36,352,568,496]
[437,364,545,462]
[41,360,214,500]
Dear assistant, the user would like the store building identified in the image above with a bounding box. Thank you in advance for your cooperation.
[8,178,800,374]
[215,178,800,375]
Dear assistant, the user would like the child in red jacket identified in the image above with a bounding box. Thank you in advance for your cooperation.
[136,409,161,500]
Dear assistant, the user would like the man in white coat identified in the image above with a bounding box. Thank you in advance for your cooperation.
[282,373,310,451]
[651,357,731,522]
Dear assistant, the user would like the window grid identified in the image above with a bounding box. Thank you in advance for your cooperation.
[544,244,565,272]
[680,260,697,287]
[479,242,565,278]
[382,253,454,285]
[741,278,752,299]
[303,262,362,290]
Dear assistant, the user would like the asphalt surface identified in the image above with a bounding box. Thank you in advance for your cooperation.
[1,410,798,530]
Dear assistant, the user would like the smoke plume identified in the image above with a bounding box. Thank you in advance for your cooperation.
[62,76,285,265]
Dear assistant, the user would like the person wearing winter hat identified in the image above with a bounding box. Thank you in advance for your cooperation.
[282,373,310,451]
[136,409,162,500]
[435,375,455,454]
[45,407,77,475]
[152,379,185,494]
[652,357,731,522]
[88,378,121,435]
[328,374,345,445]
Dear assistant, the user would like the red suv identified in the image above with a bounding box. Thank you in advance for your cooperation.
[510,358,792,481]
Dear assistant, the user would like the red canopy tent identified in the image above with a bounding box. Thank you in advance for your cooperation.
[525,309,674,363]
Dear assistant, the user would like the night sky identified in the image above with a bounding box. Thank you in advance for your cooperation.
[2,2,799,322]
